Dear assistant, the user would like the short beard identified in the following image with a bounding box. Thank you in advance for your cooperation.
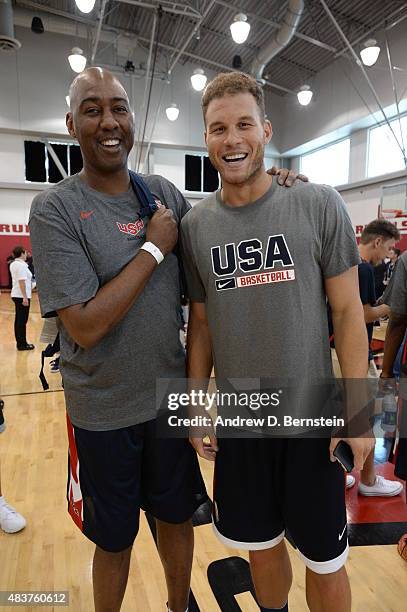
[209,143,265,186]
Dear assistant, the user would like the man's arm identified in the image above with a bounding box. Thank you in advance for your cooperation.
[187,301,217,461]
[381,312,407,377]
[326,266,368,379]
[57,207,177,350]
[363,302,390,323]
[325,266,375,469]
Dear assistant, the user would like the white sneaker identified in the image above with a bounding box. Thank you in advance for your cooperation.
[346,474,356,489]
[0,501,26,533]
[358,475,403,497]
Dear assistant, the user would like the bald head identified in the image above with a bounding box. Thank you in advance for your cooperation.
[68,67,129,114]
[65,66,135,179]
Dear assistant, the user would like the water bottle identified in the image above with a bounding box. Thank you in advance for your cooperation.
[382,394,397,433]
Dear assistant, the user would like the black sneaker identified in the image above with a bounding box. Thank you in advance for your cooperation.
[0,399,5,433]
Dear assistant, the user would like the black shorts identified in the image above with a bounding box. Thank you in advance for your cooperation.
[213,437,348,574]
[66,414,208,552]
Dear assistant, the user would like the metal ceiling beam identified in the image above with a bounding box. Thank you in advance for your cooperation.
[214,0,338,53]
[137,11,157,153]
[91,0,108,64]
[334,3,407,58]
[167,0,217,76]
[140,35,297,94]
[115,0,201,19]
[319,0,407,166]
[384,31,406,161]
[14,2,295,94]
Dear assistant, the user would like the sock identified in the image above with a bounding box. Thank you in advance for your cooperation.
[0,496,5,507]
[259,603,288,612]
[167,607,188,612]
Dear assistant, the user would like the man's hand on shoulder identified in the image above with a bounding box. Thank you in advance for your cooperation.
[267,166,309,187]
[146,207,178,255]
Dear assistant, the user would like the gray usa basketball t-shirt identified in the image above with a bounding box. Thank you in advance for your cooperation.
[29,173,189,431]
[181,180,360,386]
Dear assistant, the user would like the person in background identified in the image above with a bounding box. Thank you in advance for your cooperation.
[9,246,35,351]
[0,403,26,534]
[383,247,401,289]
[40,317,60,374]
[6,254,14,289]
[345,220,402,495]
[26,250,35,278]
[381,250,407,488]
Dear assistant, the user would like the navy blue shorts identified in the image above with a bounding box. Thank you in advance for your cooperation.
[66,414,208,552]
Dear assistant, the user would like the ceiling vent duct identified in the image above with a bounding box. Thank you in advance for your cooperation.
[0,0,21,51]
[251,0,303,82]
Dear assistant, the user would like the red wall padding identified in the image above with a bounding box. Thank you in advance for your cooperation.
[0,235,32,288]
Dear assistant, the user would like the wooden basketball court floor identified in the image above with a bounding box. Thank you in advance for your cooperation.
[1,292,407,612]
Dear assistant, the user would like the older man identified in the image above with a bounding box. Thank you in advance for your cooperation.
[29,67,207,612]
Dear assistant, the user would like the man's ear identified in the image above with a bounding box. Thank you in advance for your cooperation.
[264,119,272,144]
[204,129,208,146]
[66,112,76,139]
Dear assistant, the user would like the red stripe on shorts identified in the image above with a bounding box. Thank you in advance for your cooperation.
[66,413,83,531]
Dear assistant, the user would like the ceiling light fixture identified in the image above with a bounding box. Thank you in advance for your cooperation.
[68,47,87,73]
[297,85,313,106]
[230,13,251,44]
[360,39,381,66]
[190,68,207,91]
[165,103,180,121]
[75,0,96,14]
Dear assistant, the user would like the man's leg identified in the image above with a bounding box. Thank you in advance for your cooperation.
[249,540,292,609]
[305,566,351,612]
[156,519,193,612]
[284,439,349,612]
[0,457,26,534]
[142,420,207,611]
[360,447,376,485]
[66,419,144,612]
[93,545,133,612]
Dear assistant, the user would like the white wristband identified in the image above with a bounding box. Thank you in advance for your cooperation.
[140,241,164,265]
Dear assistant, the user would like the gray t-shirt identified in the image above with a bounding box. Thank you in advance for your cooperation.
[383,251,407,314]
[181,180,360,383]
[29,173,189,431]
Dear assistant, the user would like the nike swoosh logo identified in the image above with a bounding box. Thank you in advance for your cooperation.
[218,280,234,289]
[80,210,95,219]
[338,524,347,541]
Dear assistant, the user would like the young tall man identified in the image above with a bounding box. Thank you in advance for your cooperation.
[181,72,374,612]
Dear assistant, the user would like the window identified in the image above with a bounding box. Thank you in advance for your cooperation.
[185,154,219,192]
[300,139,350,186]
[367,115,407,178]
[24,140,83,183]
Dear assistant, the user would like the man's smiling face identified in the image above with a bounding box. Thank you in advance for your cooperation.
[66,68,135,176]
[204,91,272,188]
